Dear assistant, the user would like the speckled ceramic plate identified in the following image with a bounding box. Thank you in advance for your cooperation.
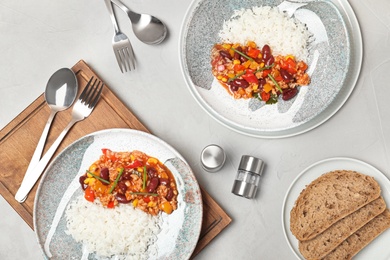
[33,129,203,259]
[282,157,390,259]
[179,0,362,138]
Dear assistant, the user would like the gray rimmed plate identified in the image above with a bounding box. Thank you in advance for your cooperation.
[179,0,363,138]
[33,128,203,259]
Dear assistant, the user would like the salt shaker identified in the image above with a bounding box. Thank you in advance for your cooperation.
[200,144,226,172]
[231,155,265,199]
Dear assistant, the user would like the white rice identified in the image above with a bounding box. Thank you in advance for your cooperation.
[218,6,312,61]
[65,195,160,259]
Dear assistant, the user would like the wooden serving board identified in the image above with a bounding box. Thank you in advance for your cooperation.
[0,60,231,258]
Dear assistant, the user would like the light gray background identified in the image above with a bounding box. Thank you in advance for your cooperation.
[1,0,390,259]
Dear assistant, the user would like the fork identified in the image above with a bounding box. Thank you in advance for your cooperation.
[104,0,136,72]
[15,77,104,203]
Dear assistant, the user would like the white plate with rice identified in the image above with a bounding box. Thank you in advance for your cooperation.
[33,129,203,260]
[179,0,363,138]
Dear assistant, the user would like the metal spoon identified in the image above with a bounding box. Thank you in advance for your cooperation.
[20,68,77,201]
[111,0,168,45]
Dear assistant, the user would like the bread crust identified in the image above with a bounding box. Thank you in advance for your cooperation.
[322,209,390,260]
[298,197,386,259]
[290,170,381,241]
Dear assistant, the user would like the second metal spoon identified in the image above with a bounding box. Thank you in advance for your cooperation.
[111,0,168,45]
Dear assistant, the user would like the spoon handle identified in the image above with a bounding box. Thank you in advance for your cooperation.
[105,0,120,34]
[23,110,57,180]
[15,118,79,203]
[111,0,140,21]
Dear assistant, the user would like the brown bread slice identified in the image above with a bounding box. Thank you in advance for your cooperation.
[322,209,390,260]
[299,197,386,259]
[290,170,381,241]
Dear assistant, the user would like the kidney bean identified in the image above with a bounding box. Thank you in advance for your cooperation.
[282,88,298,101]
[219,50,231,60]
[115,194,130,204]
[147,177,159,193]
[159,178,170,186]
[240,55,248,63]
[265,55,275,66]
[120,171,132,181]
[79,175,88,190]
[100,167,109,184]
[262,45,271,60]
[147,167,158,178]
[230,84,239,92]
[231,79,249,89]
[118,181,127,194]
[234,46,242,60]
[258,78,266,88]
[166,189,174,201]
[262,44,271,54]
[280,68,293,82]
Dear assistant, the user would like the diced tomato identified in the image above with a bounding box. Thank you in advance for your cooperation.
[125,160,142,169]
[247,48,260,59]
[101,148,111,155]
[298,61,308,71]
[279,58,297,74]
[285,58,297,74]
[242,73,258,84]
[84,186,95,202]
[273,70,283,82]
[211,56,222,67]
[143,196,151,203]
[260,91,270,102]
[107,200,115,208]
[233,64,245,72]
[262,69,272,77]
[101,148,117,162]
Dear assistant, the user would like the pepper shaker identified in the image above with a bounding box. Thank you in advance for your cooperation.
[232,155,265,199]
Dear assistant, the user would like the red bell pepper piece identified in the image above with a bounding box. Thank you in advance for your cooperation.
[125,160,142,169]
[242,73,258,84]
[260,91,270,102]
[247,48,260,59]
[107,200,115,208]
[262,69,272,77]
[84,186,95,202]
[233,64,245,72]
[101,148,117,162]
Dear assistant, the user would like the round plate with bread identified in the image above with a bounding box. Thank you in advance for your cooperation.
[282,157,390,260]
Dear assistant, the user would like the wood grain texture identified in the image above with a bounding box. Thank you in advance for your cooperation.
[0,60,231,257]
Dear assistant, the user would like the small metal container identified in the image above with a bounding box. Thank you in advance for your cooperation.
[232,155,265,199]
[200,144,226,172]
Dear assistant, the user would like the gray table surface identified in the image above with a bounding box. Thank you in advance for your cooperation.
[1,0,390,259]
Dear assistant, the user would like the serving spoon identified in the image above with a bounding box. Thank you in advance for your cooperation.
[111,0,168,45]
[20,68,77,202]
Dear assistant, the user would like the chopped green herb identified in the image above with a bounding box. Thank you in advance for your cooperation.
[142,166,147,190]
[268,74,283,93]
[86,171,110,184]
[266,94,278,104]
[228,71,246,82]
[254,64,274,73]
[109,168,124,194]
[231,47,254,61]
[129,192,159,197]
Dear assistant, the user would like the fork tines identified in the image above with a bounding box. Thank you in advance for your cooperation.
[115,46,136,73]
[80,77,104,108]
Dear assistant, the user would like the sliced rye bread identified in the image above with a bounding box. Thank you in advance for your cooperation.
[322,209,390,260]
[299,197,386,259]
[290,170,381,241]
